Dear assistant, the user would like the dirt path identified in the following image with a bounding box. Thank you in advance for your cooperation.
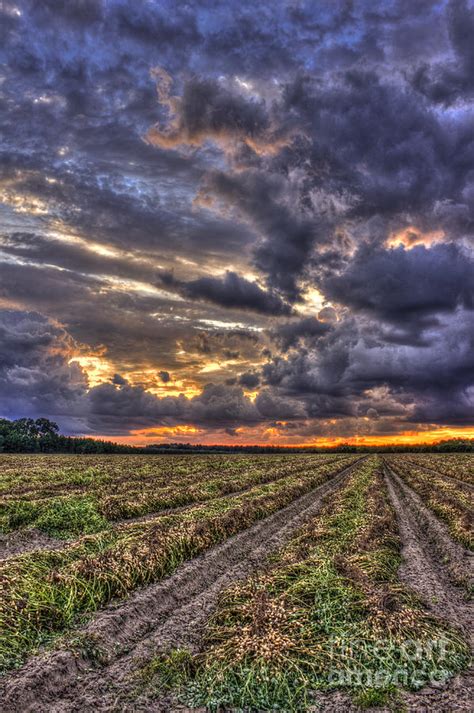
[384,462,473,713]
[1,459,362,713]
[384,462,473,634]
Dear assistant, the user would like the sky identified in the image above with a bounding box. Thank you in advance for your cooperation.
[0,0,473,447]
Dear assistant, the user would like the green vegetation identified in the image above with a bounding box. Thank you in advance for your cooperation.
[0,495,108,538]
[0,453,351,535]
[0,456,353,671]
[144,457,469,711]
[141,649,196,691]
[0,417,137,453]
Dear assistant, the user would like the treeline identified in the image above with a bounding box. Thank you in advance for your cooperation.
[0,417,472,454]
[0,418,136,453]
[142,439,474,454]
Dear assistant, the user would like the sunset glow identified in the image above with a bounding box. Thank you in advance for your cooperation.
[386,226,446,250]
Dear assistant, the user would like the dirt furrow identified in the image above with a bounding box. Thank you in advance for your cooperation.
[384,463,474,713]
[1,459,362,713]
[384,462,473,635]
[0,528,67,560]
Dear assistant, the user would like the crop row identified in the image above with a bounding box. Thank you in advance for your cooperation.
[97,455,353,522]
[385,457,473,550]
[142,456,469,711]
[0,455,353,537]
[0,453,321,497]
[395,454,474,484]
[0,456,357,671]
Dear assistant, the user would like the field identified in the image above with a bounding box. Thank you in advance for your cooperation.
[0,454,472,712]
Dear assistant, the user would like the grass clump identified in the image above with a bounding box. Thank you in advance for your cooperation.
[35,497,109,538]
[68,632,109,666]
[0,499,40,532]
[353,686,399,708]
[141,649,196,692]
[0,496,109,538]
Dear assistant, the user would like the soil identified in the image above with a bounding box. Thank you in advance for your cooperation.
[384,462,473,618]
[0,528,67,560]
[384,461,473,712]
[0,459,361,713]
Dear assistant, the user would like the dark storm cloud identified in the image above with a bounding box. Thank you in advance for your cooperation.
[178,271,292,315]
[147,72,292,153]
[413,388,474,426]
[323,243,474,323]
[0,308,315,435]
[0,309,278,434]
[280,70,451,223]
[239,371,260,389]
[86,378,312,435]
[197,170,320,301]
[272,317,331,351]
[1,0,473,438]
[0,310,88,430]
[0,259,265,382]
[183,59,473,299]
[411,0,474,105]
[85,379,187,433]
[262,310,474,427]
[112,373,128,386]
[255,388,306,420]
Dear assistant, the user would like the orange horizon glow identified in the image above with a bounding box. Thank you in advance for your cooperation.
[89,426,474,448]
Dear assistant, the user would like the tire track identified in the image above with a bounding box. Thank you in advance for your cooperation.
[384,461,473,635]
[1,458,363,713]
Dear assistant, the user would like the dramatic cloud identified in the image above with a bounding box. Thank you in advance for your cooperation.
[1,0,473,444]
[0,310,88,431]
[179,271,292,315]
[411,0,474,104]
[323,243,474,324]
[239,371,260,389]
[272,317,331,352]
[147,71,292,155]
